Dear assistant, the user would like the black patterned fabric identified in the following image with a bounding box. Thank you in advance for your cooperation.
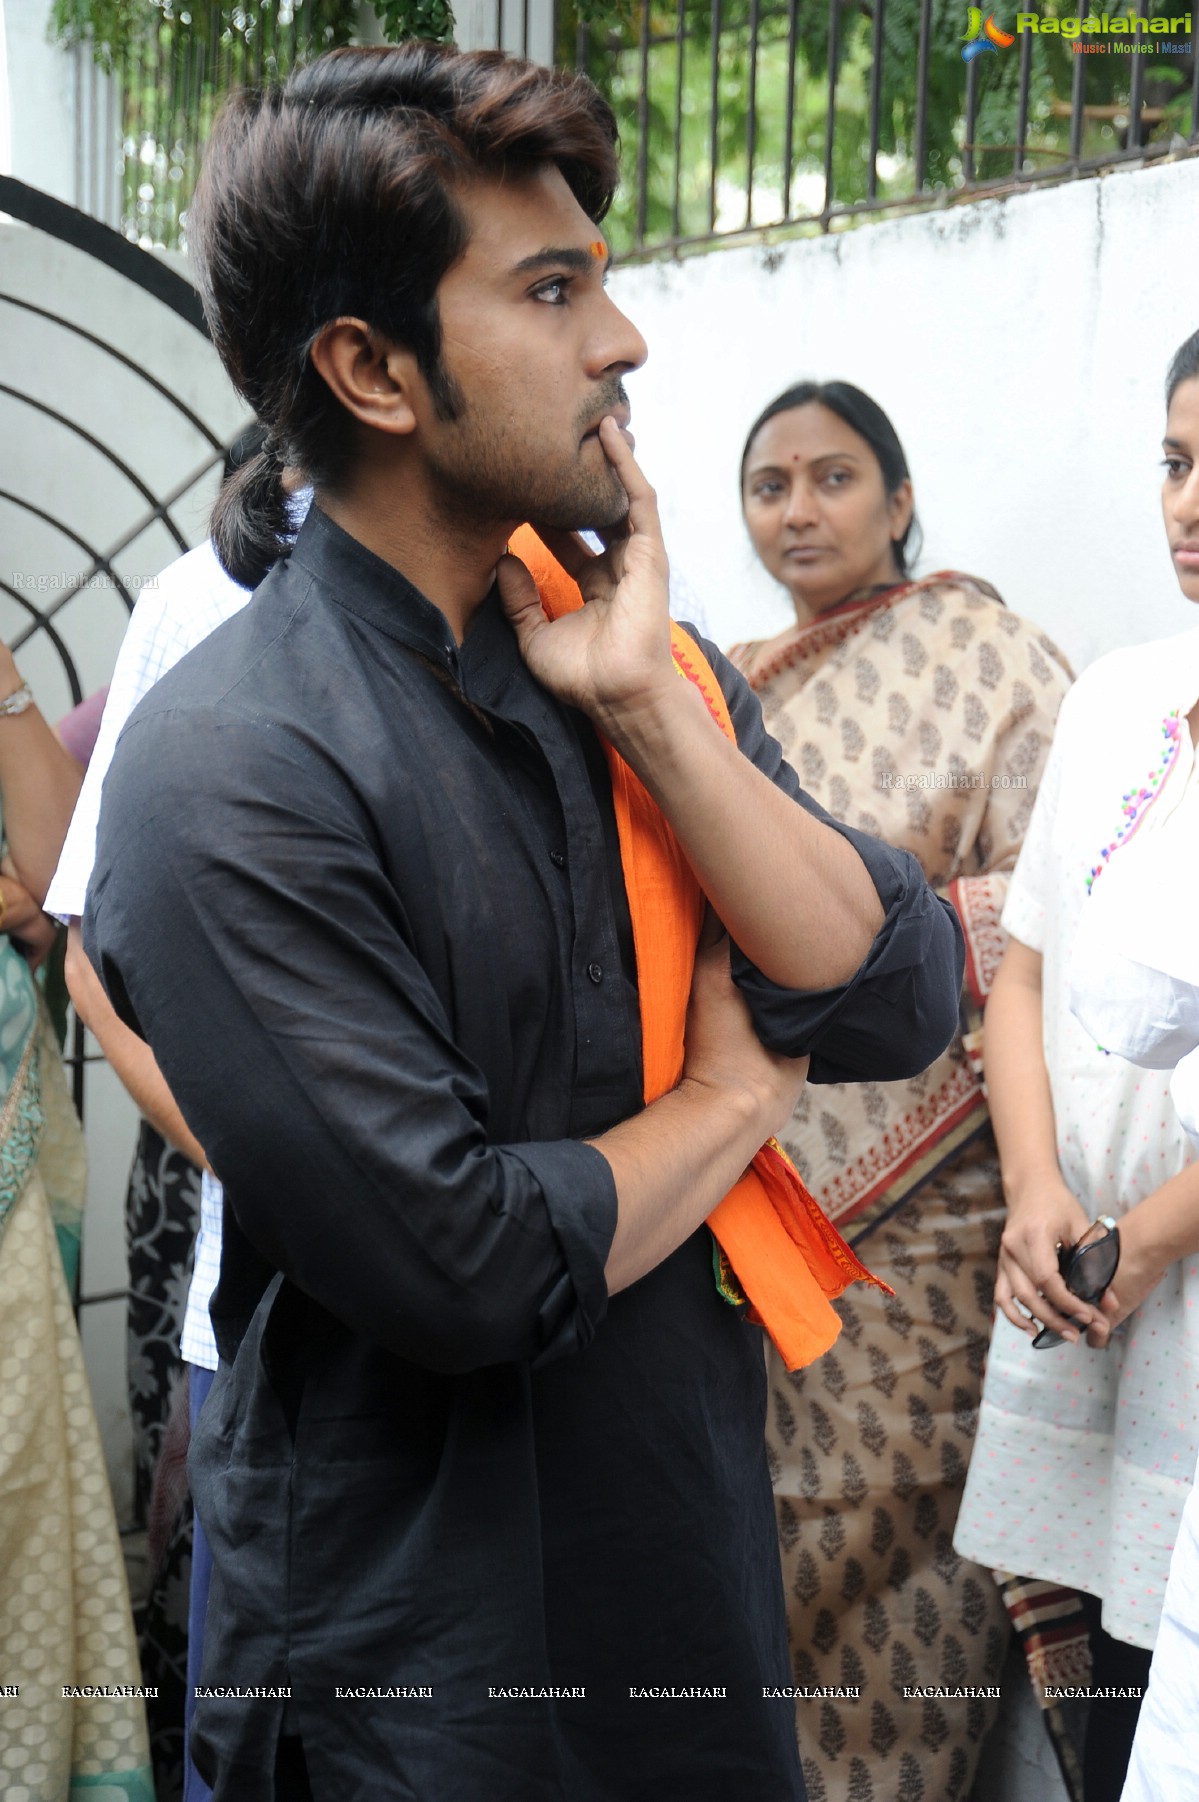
[127,1120,201,1802]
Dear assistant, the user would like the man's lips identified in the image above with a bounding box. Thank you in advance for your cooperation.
[582,406,632,441]
[1174,541,1199,565]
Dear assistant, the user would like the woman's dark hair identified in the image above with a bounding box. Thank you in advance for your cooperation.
[740,380,922,577]
[1166,330,1199,407]
[192,43,620,587]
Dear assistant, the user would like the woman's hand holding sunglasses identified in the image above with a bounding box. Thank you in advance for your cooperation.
[1079,1202,1174,1345]
[995,1172,1109,1347]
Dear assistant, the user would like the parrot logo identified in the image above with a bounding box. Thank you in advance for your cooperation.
[961,8,1016,57]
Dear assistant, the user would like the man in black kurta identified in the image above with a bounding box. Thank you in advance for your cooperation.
[85,43,963,1802]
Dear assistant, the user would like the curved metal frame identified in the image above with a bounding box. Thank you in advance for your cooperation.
[0,176,225,705]
[0,179,233,1148]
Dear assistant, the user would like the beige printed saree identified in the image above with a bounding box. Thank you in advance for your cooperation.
[730,573,1072,1802]
[731,572,1073,1239]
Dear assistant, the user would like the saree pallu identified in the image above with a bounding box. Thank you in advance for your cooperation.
[731,575,1073,1802]
[0,955,153,1802]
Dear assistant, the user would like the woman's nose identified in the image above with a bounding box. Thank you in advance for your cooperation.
[783,480,818,529]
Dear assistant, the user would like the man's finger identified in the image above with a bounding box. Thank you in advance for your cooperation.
[494,553,550,655]
[598,417,664,548]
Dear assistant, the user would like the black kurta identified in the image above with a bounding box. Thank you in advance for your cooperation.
[87,506,963,1801]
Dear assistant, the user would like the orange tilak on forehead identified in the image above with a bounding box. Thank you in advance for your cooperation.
[589,240,606,260]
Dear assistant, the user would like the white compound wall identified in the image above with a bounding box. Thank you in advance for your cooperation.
[609,153,1199,678]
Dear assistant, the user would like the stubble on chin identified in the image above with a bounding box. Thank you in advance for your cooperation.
[533,467,630,534]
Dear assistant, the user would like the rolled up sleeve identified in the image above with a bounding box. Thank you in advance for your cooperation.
[699,635,966,1084]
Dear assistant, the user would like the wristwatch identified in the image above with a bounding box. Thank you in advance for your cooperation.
[0,682,34,718]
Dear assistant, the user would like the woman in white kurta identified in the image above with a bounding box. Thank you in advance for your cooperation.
[1057,333,1199,1802]
[954,336,1199,1802]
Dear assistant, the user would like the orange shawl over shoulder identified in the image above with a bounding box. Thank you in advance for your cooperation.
[510,526,888,1370]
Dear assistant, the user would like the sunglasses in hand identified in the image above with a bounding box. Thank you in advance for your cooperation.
[1031,1215,1120,1351]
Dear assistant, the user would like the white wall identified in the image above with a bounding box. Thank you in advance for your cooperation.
[609,155,1199,677]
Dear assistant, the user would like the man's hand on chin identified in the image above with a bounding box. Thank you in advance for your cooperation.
[496,418,677,729]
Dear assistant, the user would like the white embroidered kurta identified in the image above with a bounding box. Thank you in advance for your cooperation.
[954,623,1199,1649]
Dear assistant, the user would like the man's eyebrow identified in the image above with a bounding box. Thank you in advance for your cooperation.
[509,246,610,277]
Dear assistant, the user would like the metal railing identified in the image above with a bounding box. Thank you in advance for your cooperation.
[562,0,1199,256]
[59,2,1199,259]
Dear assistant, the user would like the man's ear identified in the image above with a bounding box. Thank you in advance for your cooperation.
[309,318,421,438]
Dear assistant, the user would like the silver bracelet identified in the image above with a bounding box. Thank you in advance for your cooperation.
[0,682,33,718]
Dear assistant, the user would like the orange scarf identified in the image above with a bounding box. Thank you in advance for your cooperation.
[510,526,889,1370]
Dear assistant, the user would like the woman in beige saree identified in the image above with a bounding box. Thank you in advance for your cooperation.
[0,642,153,1801]
[731,383,1072,1802]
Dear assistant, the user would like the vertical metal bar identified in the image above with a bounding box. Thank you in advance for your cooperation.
[913,0,933,190]
[88,48,98,216]
[1015,20,1032,173]
[822,0,841,220]
[125,28,142,240]
[74,44,85,214]
[208,0,220,142]
[635,0,650,247]
[671,0,685,240]
[745,0,761,228]
[153,9,166,245]
[165,11,180,244]
[1069,29,1085,162]
[188,18,204,244]
[963,51,977,182]
[782,0,799,219]
[1128,18,1146,150]
[867,0,885,200]
[106,46,118,226]
[86,43,97,216]
[522,0,531,60]
[708,0,722,234]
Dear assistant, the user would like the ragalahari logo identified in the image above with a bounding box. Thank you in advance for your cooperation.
[962,8,1017,55]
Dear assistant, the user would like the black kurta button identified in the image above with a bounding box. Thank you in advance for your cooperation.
[587,962,604,984]
[549,849,566,868]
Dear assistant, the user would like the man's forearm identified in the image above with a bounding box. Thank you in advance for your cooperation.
[599,680,883,992]
[594,934,808,1293]
[595,1076,787,1294]
[65,923,209,1169]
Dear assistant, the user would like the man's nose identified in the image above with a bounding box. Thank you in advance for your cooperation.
[591,292,648,377]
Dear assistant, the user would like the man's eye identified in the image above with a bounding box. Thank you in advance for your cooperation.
[534,279,570,305]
